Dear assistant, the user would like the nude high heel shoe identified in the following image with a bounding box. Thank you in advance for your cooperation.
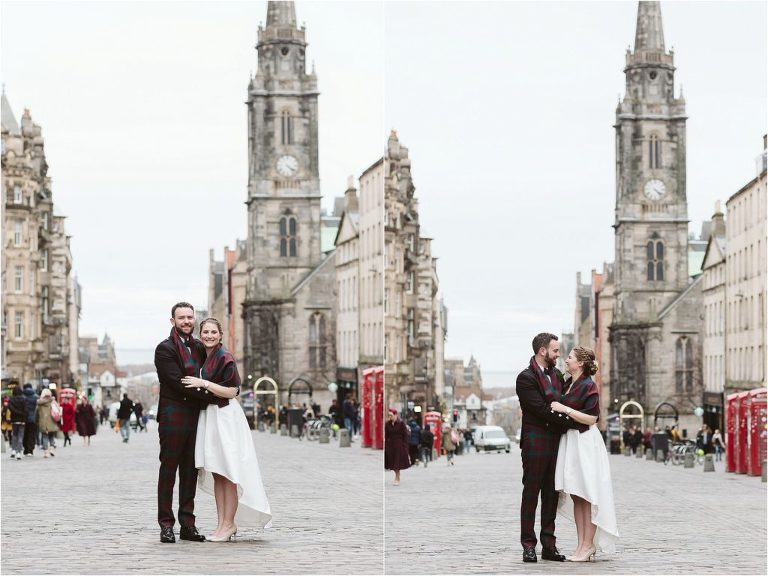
[210,524,237,542]
[570,545,596,562]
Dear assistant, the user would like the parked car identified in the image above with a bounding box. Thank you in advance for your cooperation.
[473,425,512,453]
[108,402,120,427]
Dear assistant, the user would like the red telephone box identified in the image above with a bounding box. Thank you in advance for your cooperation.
[747,388,767,477]
[361,367,384,450]
[737,391,750,474]
[423,411,443,456]
[59,387,77,408]
[726,392,739,473]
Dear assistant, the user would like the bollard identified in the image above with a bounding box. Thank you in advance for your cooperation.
[646,449,654,460]
[762,461,766,483]
[1,438,5,454]
[656,449,665,462]
[636,446,644,458]
[258,422,266,432]
[684,453,695,468]
[280,423,288,436]
[290,424,299,438]
[624,447,632,457]
[270,423,276,434]
[319,428,330,444]
[703,454,715,472]
[339,429,351,448]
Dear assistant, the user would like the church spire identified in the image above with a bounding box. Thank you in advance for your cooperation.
[633,1,666,53]
[266,1,297,29]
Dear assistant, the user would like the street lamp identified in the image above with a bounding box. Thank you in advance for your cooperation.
[327,382,338,394]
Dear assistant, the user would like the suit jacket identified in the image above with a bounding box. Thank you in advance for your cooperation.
[515,366,580,434]
[154,337,225,409]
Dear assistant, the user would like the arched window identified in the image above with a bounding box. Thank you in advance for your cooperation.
[279,212,297,257]
[280,110,293,145]
[649,134,661,169]
[675,336,693,393]
[308,312,326,370]
[647,233,664,281]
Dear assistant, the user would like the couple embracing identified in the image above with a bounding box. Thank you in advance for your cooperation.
[516,332,619,563]
[155,302,272,544]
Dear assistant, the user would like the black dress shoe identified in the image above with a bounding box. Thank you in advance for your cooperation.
[523,546,537,562]
[541,546,566,561]
[179,525,206,542]
[160,527,175,543]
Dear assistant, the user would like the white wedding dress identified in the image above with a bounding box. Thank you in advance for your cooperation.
[554,424,619,553]
[195,398,273,529]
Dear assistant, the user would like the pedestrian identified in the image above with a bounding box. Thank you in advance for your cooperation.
[384,408,410,485]
[550,346,619,561]
[463,428,473,454]
[8,387,27,460]
[642,428,652,452]
[134,401,147,432]
[61,396,76,447]
[353,395,361,437]
[632,426,643,454]
[442,424,457,466]
[712,428,725,461]
[516,332,581,563]
[623,427,633,453]
[342,393,356,439]
[407,418,421,465]
[328,399,338,425]
[420,423,434,467]
[1,396,12,444]
[21,383,39,457]
[117,393,134,443]
[75,395,96,446]
[35,389,60,458]
[696,424,713,454]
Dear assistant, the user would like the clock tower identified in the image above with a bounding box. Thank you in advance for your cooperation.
[611,1,693,406]
[246,0,321,302]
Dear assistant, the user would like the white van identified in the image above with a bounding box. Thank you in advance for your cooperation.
[473,425,511,453]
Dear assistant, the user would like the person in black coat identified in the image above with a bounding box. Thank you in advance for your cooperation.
[21,383,38,456]
[117,393,134,443]
[516,333,581,563]
[420,424,435,467]
[8,387,27,460]
[385,408,411,485]
[407,419,421,465]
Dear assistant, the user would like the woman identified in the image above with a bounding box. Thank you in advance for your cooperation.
[442,424,456,466]
[181,318,272,542]
[35,389,60,458]
[2,396,12,444]
[60,397,76,447]
[75,395,96,446]
[712,428,725,462]
[550,346,619,562]
[384,408,410,485]
[8,387,27,460]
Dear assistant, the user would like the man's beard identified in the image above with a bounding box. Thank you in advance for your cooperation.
[544,353,557,368]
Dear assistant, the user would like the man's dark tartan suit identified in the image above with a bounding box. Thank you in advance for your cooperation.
[515,360,580,550]
[154,336,224,529]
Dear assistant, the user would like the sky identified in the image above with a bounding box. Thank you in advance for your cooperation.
[1,1,385,363]
[383,0,767,372]
[2,1,766,372]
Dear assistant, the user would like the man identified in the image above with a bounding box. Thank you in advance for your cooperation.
[419,423,434,467]
[155,302,223,544]
[407,418,421,465]
[515,332,580,563]
[21,383,38,457]
[133,401,146,432]
[342,393,356,439]
[117,393,134,443]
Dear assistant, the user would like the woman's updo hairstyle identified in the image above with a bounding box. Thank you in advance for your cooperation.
[199,317,223,337]
[572,346,598,376]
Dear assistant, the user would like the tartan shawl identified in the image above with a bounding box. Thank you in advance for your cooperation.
[170,328,202,377]
[529,356,562,403]
[561,375,600,433]
[201,344,241,389]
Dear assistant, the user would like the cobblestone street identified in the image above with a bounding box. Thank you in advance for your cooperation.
[384,445,767,575]
[1,423,383,575]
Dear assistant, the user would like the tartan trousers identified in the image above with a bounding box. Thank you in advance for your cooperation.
[520,425,562,549]
[157,398,200,529]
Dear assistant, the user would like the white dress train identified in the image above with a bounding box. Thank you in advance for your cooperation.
[554,424,619,553]
[195,398,273,529]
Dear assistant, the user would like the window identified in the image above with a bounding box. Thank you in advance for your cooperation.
[40,249,48,272]
[15,311,23,339]
[675,336,693,393]
[308,312,326,370]
[279,213,297,257]
[41,212,49,231]
[649,134,661,169]
[14,266,23,293]
[406,270,414,293]
[407,308,415,339]
[13,186,22,204]
[14,222,22,246]
[42,286,49,323]
[647,234,664,281]
[280,111,293,145]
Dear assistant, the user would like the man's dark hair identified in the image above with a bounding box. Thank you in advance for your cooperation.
[532,332,558,354]
[171,302,195,319]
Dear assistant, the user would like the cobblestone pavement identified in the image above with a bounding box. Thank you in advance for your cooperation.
[384,445,767,575]
[1,423,383,575]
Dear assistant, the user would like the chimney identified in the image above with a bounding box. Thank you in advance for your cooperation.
[344,175,358,213]
[711,200,725,237]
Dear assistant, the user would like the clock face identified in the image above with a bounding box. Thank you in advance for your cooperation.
[276,155,298,177]
[644,179,666,200]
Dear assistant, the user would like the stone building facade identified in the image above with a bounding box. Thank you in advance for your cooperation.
[384,131,443,414]
[1,90,80,389]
